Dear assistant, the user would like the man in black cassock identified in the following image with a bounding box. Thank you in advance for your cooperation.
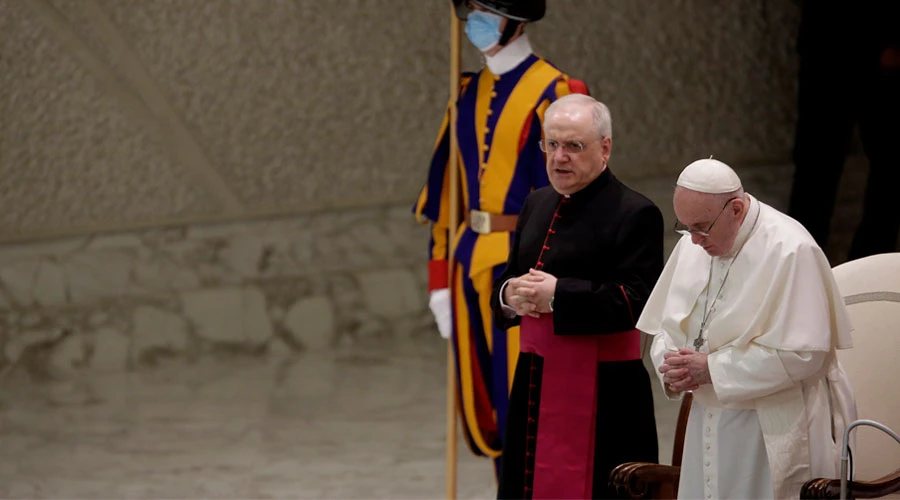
[491,94,662,499]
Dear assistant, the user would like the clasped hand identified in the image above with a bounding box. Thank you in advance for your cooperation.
[659,348,711,393]
[503,269,556,318]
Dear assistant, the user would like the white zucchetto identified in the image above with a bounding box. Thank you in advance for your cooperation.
[676,158,743,194]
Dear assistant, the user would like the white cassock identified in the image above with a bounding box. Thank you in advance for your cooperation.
[637,194,857,500]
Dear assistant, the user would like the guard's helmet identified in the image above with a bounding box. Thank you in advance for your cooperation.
[451,0,546,22]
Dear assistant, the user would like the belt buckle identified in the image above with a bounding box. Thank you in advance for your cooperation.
[470,210,491,234]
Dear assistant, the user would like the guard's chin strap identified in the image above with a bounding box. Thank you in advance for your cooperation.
[498,20,522,48]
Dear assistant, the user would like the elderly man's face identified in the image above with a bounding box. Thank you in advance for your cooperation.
[542,106,611,196]
[673,188,745,257]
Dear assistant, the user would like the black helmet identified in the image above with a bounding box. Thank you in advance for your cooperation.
[451,0,546,22]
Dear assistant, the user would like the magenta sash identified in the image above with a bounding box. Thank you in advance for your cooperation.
[519,313,640,499]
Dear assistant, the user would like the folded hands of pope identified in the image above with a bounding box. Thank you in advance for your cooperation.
[660,349,712,393]
[504,268,557,318]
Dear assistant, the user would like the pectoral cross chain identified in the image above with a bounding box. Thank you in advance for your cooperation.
[690,203,760,352]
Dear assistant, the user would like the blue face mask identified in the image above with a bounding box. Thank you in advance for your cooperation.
[465,10,503,52]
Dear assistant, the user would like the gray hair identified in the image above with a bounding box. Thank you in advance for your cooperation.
[544,93,612,140]
[715,187,745,204]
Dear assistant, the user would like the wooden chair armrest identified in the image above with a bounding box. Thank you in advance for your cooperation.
[801,468,900,499]
[609,462,681,499]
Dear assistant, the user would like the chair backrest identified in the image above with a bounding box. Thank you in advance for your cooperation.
[831,252,900,481]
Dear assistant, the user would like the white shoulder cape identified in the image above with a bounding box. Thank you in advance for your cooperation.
[637,200,852,353]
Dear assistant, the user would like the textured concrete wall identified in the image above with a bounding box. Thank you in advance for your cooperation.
[0,206,434,379]
[1,0,801,240]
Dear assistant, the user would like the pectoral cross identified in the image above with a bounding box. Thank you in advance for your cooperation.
[693,336,705,350]
[693,319,709,351]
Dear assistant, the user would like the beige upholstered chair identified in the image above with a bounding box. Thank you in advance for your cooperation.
[802,252,900,499]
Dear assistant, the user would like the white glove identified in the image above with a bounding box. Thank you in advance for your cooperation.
[429,288,452,339]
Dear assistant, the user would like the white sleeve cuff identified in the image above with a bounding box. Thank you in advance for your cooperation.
[708,344,798,404]
[498,279,517,319]
[649,334,683,400]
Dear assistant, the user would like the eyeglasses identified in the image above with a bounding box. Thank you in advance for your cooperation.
[538,139,589,155]
[673,197,738,237]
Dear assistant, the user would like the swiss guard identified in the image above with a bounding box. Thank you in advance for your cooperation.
[414,0,589,479]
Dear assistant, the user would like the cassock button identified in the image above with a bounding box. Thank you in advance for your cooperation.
[491,91,497,98]
[483,144,489,151]
[486,109,492,116]
[705,461,710,467]
[706,444,711,451]
[706,427,711,433]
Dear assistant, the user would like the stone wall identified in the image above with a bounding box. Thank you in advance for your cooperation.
[0,207,432,379]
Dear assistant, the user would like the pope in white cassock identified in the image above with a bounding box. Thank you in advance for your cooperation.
[637,158,858,499]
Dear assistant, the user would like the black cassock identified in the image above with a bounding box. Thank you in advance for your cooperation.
[491,168,663,499]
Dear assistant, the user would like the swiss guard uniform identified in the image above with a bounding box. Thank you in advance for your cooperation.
[413,0,588,473]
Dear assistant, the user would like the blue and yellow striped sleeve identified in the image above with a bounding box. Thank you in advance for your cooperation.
[413,74,474,291]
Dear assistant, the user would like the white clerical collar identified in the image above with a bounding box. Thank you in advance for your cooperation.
[722,193,760,259]
[485,34,533,75]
